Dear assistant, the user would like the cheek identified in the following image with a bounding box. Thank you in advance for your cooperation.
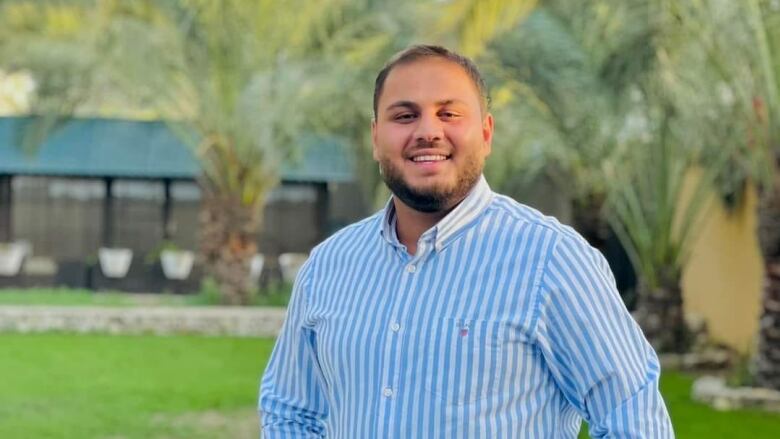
[376,126,411,153]
[447,126,484,156]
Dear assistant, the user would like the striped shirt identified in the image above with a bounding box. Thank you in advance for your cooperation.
[259,176,674,438]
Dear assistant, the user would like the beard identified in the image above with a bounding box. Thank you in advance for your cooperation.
[378,150,483,213]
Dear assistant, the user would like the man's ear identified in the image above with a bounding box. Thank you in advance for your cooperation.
[482,113,494,156]
[371,119,379,161]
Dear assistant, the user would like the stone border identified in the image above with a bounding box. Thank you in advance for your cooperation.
[692,376,780,412]
[0,305,287,337]
[659,349,733,372]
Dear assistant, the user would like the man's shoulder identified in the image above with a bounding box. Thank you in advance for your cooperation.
[490,194,589,251]
[488,193,607,271]
[488,193,581,240]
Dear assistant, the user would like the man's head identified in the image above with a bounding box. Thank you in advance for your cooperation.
[371,44,493,213]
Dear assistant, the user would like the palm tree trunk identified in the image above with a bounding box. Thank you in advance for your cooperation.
[755,259,780,390]
[634,275,689,353]
[754,173,780,390]
[572,193,610,250]
[199,191,259,305]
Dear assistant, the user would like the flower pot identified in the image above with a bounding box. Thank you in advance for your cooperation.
[250,254,265,283]
[278,253,308,283]
[98,247,133,278]
[160,249,194,280]
[0,241,28,276]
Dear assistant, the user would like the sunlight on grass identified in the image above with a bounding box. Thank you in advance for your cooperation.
[0,333,275,439]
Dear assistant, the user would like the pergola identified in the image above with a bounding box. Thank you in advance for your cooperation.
[0,116,353,248]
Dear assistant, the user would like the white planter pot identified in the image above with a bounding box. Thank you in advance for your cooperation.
[250,254,265,283]
[0,241,28,276]
[278,253,308,284]
[98,247,133,278]
[160,249,194,280]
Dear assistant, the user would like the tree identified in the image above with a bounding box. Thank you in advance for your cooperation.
[0,0,350,304]
[744,0,780,391]
[601,0,765,352]
[477,0,764,352]
[483,2,633,247]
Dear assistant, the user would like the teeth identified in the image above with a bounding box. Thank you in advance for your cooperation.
[411,155,448,162]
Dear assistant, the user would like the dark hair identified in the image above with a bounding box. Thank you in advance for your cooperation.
[372,44,490,119]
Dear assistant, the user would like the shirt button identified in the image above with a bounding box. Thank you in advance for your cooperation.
[406,264,416,273]
[382,387,394,398]
[390,322,400,332]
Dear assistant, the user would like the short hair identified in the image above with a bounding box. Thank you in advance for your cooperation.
[373,44,490,119]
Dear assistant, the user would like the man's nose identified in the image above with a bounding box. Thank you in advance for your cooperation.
[413,113,444,143]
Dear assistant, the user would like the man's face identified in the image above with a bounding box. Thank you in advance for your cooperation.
[372,58,493,213]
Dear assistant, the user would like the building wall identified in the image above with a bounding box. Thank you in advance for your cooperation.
[9,176,331,265]
[681,180,764,354]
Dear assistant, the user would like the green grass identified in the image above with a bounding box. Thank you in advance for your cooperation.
[1,332,779,438]
[0,333,274,439]
[0,284,292,307]
[577,372,780,437]
[0,288,185,306]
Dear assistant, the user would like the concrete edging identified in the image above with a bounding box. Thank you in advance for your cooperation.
[692,376,780,413]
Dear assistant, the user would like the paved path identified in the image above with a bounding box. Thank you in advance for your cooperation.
[0,305,287,337]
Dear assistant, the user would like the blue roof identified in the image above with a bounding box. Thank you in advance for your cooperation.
[0,117,353,183]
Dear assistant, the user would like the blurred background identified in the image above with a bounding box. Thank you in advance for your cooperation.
[0,0,779,437]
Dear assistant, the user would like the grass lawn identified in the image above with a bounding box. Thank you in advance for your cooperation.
[0,333,274,439]
[1,332,779,438]
[578,372,780,438]
[0,284,292,307]
[0,288,186,307]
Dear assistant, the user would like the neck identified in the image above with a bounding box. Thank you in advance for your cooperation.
[393,198,458,255]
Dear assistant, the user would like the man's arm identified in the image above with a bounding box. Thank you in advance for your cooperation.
[535,234,674,438]
[259,258,328,438]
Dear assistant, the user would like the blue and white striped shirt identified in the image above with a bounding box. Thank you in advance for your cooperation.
[259,176,673,438]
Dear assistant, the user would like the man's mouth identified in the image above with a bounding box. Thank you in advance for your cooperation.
[410,154,450,163]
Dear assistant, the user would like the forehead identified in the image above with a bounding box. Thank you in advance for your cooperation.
[379,58,481,109]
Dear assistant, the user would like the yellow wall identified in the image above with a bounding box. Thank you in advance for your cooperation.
[681,182,764,354]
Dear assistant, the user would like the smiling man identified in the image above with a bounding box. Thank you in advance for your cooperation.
[259,45,674,438]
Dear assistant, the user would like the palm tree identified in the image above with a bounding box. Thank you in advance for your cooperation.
[745,0,780,391]
[477,0,764,352]
[0,0,350,304]
[756,167,780,389]
[483,2,631,248]
[604,103,722,353]
[603,0,772,353]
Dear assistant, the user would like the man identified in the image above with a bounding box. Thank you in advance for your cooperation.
[260,45,674,438]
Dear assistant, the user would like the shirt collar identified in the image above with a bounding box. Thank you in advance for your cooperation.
[379,175,494,252]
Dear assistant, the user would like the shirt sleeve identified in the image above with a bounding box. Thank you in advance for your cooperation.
[259,257,329,438]
[534,234,674,438]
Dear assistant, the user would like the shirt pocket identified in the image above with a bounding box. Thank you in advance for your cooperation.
[423,317,504,406]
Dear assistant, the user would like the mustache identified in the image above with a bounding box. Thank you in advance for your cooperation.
[412,138,442,149]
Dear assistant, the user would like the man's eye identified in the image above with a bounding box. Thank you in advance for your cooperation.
[394,113,416,121]
[440,112,458,119]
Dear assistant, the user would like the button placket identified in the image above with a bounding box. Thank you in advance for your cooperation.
[380,258,412,411]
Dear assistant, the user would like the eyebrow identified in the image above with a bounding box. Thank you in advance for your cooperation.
[384,99,467,112]
[385,100,418,112]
